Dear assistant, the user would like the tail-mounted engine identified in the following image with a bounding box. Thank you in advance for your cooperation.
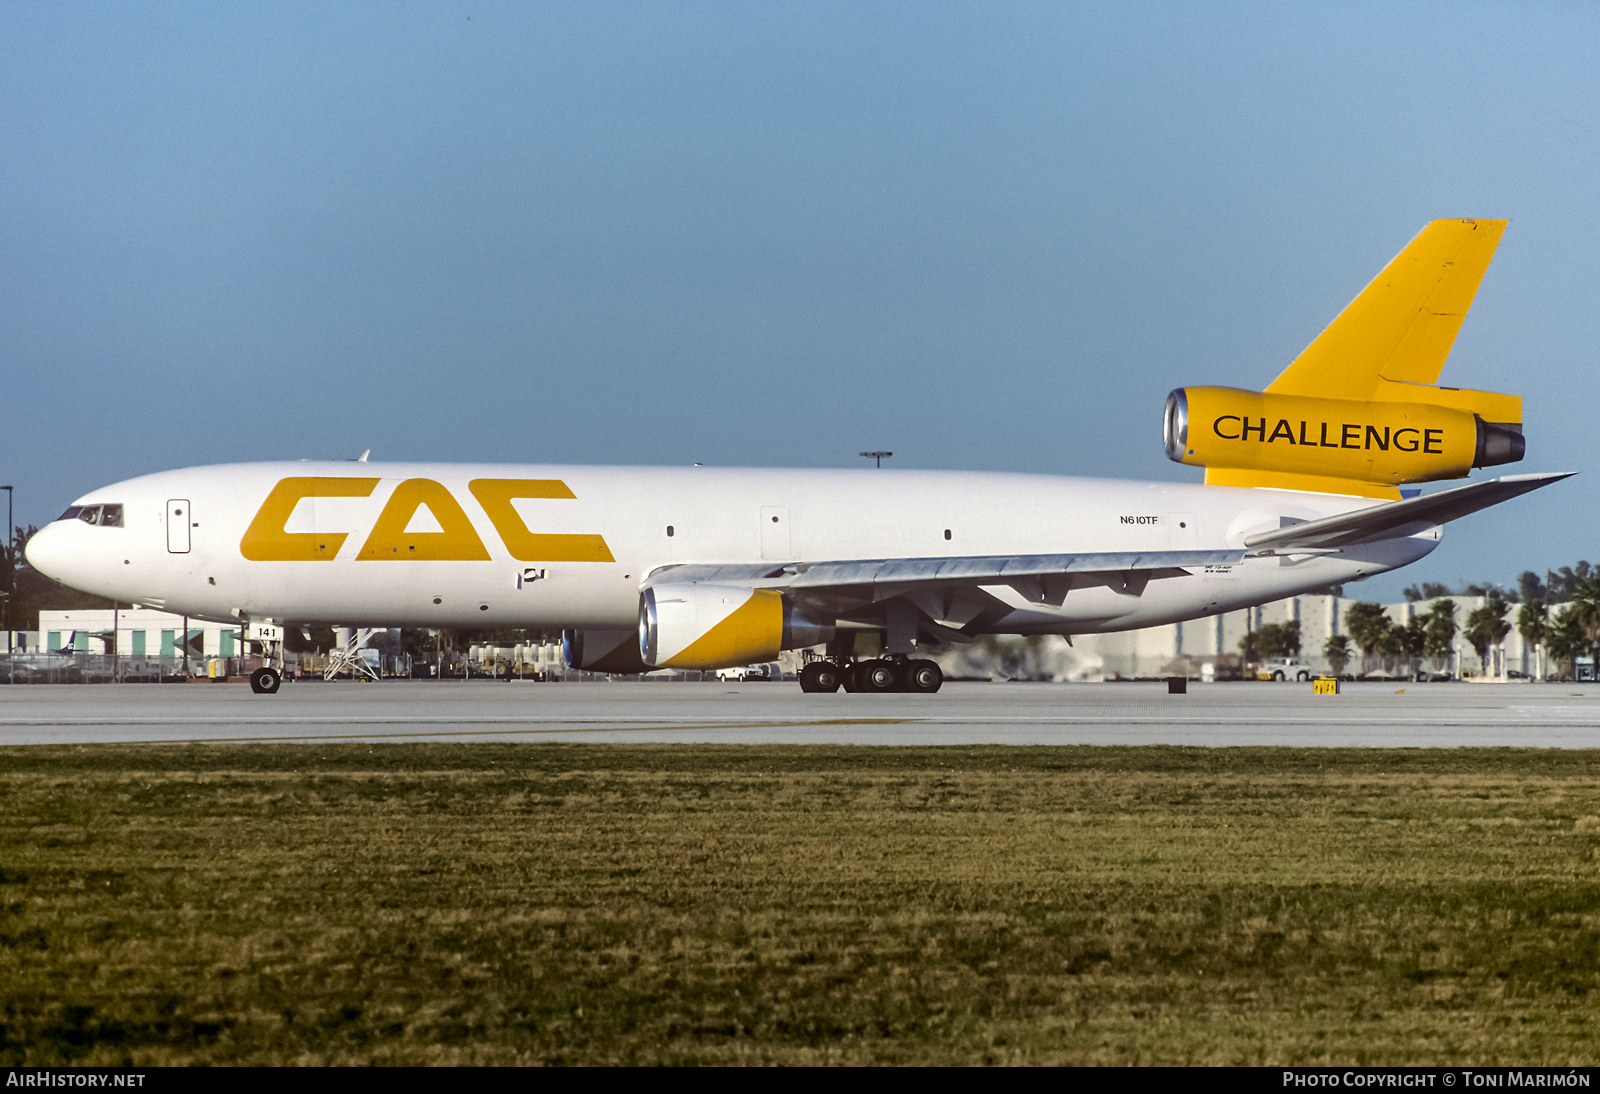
[1165,385,1523,497]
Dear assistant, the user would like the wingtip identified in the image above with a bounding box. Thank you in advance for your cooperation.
[1493,471,1576,483]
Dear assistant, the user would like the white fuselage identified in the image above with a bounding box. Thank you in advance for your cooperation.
[24,461,1439,635]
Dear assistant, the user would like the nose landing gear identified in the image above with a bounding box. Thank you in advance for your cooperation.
[249,666,281,694]
[798,658,942,694]
[244,618,286,694]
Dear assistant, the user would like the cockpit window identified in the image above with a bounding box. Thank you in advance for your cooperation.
[62,504,123,527]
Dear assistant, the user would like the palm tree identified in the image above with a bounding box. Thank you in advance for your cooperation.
[1463,598,1513,677]
[1249,623,1285,661]
[1568,578,1600,679]
[1423,599,1458,677]
[1399,616,1428,680]
[1323,634,1351,676]
[1516,601,1548,680]
[1344,602,1391,675]
[1376,625,1408,676]
[1545,606,1587,680]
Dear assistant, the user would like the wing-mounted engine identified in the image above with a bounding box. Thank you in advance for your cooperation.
[640,584,834,670]
[1166,218,1525,499]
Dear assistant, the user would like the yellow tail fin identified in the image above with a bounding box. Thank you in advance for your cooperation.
[1265,218,1507,399]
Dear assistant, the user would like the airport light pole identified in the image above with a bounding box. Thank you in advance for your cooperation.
[859,451,892,468]
[1,485,11,668]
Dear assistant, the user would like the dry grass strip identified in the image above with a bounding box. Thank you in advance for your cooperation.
[1,744,1598,1064]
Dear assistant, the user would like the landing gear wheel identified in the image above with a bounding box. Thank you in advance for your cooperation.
[799,662,842,693]
[250,667,281,694]
[841,663,864,692]
[906,659,943,693]
[857,659,900,693]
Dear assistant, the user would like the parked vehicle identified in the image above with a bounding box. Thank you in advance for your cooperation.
[1257,657,1311,682]
[715,663,779,682]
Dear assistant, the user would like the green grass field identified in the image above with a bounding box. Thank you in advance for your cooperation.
[2,743,1598,1065]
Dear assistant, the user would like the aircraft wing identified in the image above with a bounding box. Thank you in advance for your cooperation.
[642,550,1244,639]
[644,549,1243,593]
[1242,472,1574,553]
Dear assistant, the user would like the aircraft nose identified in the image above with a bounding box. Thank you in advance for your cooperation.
[23,522,74,583]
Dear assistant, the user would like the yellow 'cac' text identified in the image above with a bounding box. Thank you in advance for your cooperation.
[239,478,614,563]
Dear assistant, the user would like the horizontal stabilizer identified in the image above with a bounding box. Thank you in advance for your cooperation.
[1242,472,1573,553]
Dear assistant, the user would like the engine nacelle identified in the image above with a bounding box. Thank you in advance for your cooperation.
[639,584,835,670]
[562,628,649,674]
[1164,386,1524,487]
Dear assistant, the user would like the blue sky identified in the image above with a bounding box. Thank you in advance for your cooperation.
[4,2,1595,600]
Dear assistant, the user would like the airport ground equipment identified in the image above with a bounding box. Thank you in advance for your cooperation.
[322,627,381,684]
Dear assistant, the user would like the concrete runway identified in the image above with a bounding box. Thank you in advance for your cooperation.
[2,679,1599,747]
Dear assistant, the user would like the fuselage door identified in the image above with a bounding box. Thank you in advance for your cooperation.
[760,506,791,560]
[167,500,191,554]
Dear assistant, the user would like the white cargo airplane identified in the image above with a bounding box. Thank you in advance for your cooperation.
[26,220,1569,694]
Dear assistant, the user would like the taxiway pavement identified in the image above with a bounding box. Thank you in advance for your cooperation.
[1,679,1598,747]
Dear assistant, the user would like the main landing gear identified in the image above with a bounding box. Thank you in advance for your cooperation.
[798,658,943,694]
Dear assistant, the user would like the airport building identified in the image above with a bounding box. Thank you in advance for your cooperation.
[18,608,242,661]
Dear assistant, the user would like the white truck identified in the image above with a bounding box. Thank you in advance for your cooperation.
[715,663,781,682]
[1257,657,1311,682]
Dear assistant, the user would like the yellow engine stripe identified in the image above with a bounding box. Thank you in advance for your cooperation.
[663,589,784,670]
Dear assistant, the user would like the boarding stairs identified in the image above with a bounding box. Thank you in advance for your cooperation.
[324,627,382,682]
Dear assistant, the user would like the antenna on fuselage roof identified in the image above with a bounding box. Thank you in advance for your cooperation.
[352,450,370,462]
